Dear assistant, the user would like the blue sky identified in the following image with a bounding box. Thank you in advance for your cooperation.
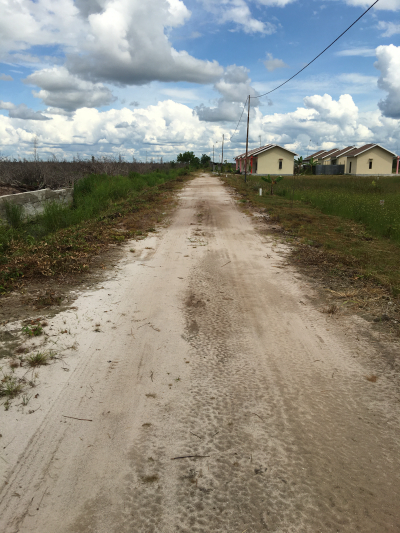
[0,0,399,161]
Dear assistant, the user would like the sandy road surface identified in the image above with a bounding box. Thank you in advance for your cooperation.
[1,174,400,532]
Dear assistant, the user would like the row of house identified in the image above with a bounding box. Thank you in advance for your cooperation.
[304,144,397,175]
[235,143,398,176]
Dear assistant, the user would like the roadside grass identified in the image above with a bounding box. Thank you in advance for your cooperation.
[222,173,400,302]
[276,175,400,244]
[0,168,191,293]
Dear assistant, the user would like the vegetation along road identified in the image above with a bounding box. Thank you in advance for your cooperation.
[1,174,400,532]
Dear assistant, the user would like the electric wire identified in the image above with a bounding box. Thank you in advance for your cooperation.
[251,0,380,100]
[229,96,249,140]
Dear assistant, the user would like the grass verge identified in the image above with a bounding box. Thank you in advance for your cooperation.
[222,174,400,325]
[0,168,192,293]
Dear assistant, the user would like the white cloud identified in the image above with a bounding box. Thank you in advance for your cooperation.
[0,73,13,81]
[377,20,400,36]
[303,94,358,127]
[375,44,400,119]
[25,67,115,111]
[195,65,258,122]
[200,0,276,34]
[0,101,51,120]
[264,53,289,72]
[65,0,222,85]
[0,0,222,87]
[0,94,398,160]
[0,101,16,111]
[336,48,376,57]
[342,0,400,9]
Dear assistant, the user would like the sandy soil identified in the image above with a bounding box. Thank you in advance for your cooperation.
[1,174,400,533]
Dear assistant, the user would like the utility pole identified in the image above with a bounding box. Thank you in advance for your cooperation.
[244,96,250,184]
[213,144,215,172]
[221,134,224,173]
[259,135,261,148]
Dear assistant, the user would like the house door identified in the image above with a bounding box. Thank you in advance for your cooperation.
[349,161,352,173]
[254,159,258,173]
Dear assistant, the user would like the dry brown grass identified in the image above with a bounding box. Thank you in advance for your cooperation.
[0,158,184,192]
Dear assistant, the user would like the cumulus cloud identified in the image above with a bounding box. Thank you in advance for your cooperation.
[200,0,276,34]
[377,21,400,36]
[24,67,116,112]
[0,74,13,81]
[375,44,400,119]
[303,94,358,127]
[264,53,288,72]
[0,101,51,120]
[0,0,222,88]
[65,0,222,85]
[0,101,16,111]
[0,94,398,161]
[195,65,258,122]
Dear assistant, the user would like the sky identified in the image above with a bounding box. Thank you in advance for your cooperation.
[0,0,399,162]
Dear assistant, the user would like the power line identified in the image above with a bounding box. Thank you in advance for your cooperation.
[230,96,249,140]
[251,0,380,100]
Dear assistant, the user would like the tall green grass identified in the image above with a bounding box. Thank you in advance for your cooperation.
[0,168,187,252]
[246,175,400,244]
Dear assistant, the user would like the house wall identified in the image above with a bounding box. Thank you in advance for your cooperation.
[345,157,357,174]
[355,146,393,175]
[256,147,294,175]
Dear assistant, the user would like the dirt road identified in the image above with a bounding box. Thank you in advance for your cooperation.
[1,175,400,532]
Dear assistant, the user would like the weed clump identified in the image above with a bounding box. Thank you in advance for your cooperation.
[0,373,23,398]
[22,325,43,337]
[26,352,49,367]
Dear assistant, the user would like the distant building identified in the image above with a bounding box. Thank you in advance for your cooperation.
[338,144,397,175]
[304,144,397,175]
[235,144,298,175]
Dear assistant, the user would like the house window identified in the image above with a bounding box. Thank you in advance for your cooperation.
[369,159,373,169]
[349,162,352,173]
[279,159,283,170]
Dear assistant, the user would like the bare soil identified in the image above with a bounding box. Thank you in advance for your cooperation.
[0,175,399,532]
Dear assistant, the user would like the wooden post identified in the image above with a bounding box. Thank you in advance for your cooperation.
[244,96,250,184]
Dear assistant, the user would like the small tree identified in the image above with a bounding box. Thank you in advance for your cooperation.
[200,154,211,167]
[261,174,283,195]
[177,151,200,167]
[294,156,304,175]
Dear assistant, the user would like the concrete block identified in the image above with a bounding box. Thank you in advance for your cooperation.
[0,188,73,222]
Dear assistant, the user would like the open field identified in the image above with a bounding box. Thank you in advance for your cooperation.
[222,173,400,326]
[0,168,191,293]
[278,174,400,244]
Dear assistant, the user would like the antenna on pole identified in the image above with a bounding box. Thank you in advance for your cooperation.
[244,96,250,184]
